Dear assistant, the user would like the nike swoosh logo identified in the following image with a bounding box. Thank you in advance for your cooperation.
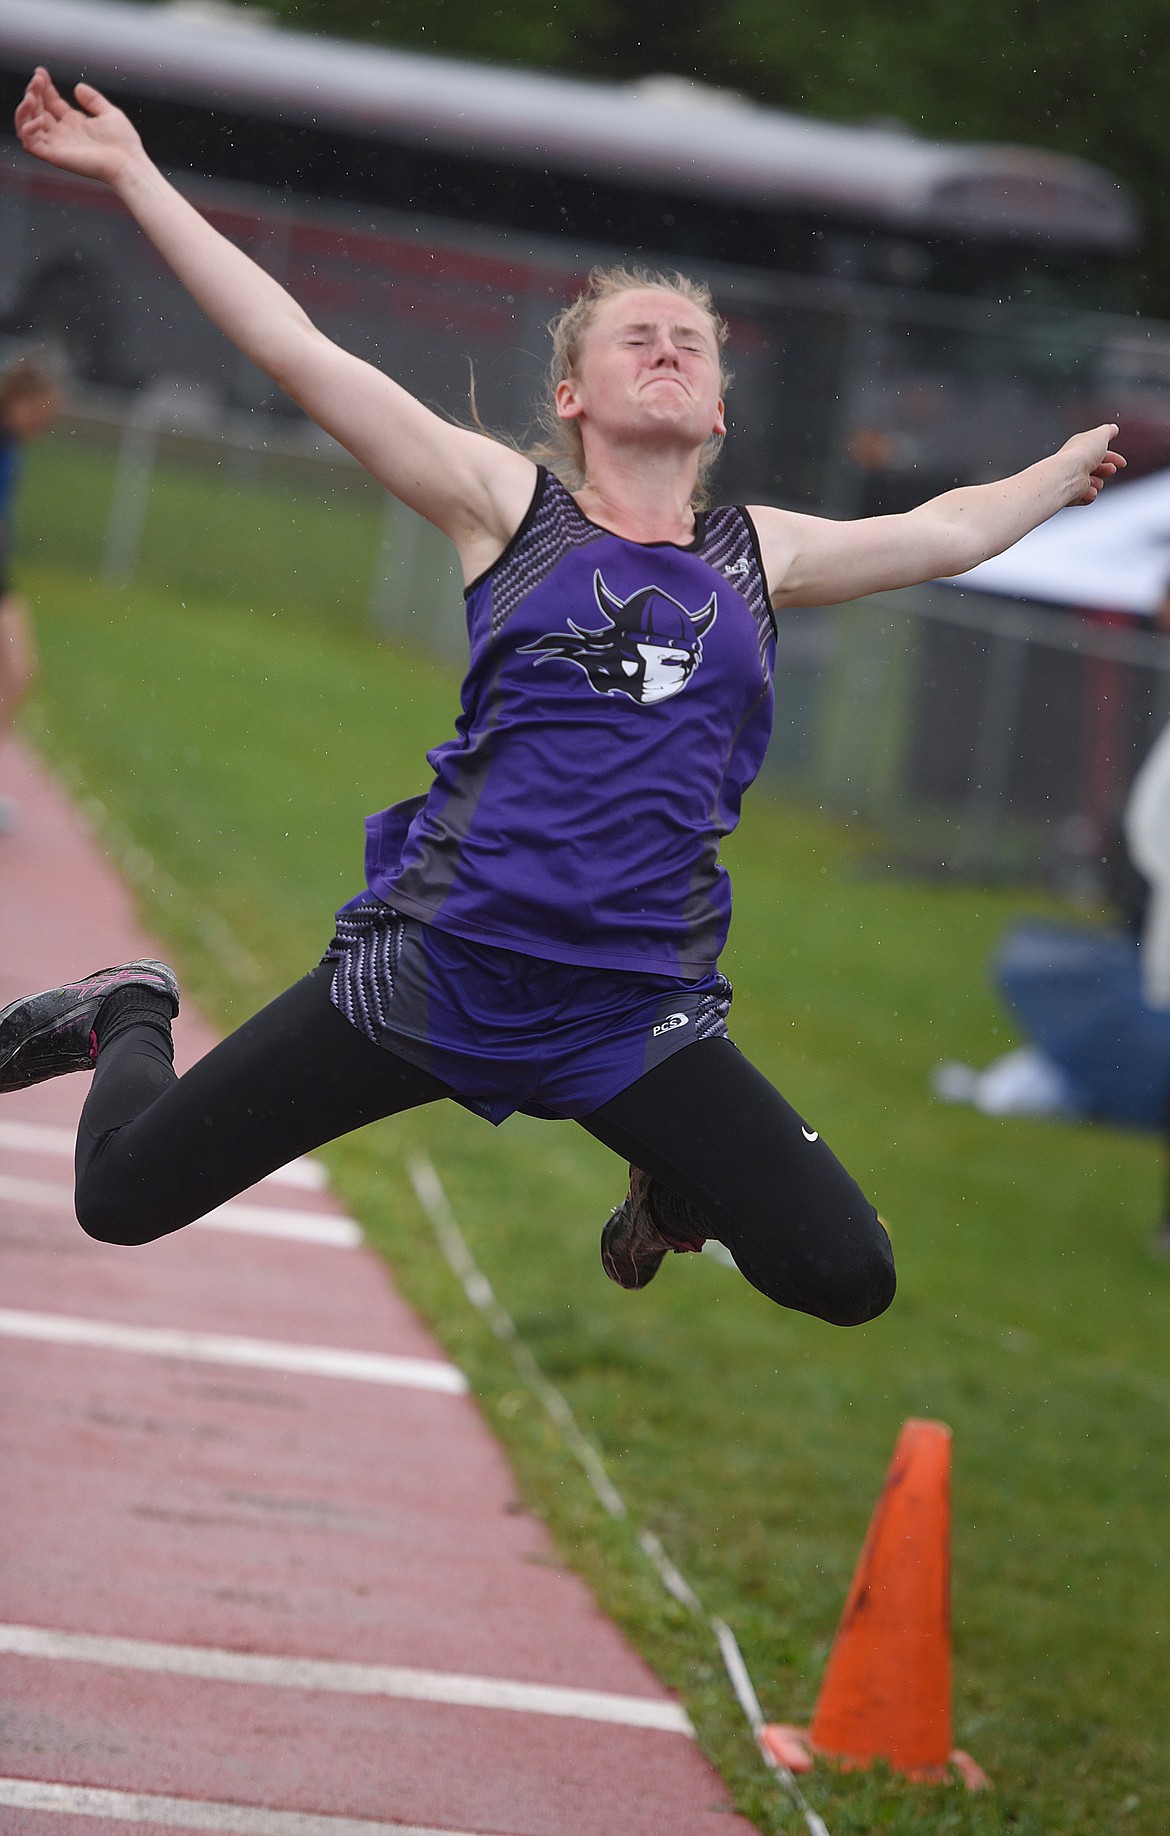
[801,1127,819,1143]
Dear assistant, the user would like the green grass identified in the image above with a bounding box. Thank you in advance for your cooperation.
[18,560,1170,1836]
[17,432,385,633]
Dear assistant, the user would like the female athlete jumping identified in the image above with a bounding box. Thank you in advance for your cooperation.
[1,68,1123,1320]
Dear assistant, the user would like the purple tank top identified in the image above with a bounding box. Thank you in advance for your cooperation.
[363,468,776,977]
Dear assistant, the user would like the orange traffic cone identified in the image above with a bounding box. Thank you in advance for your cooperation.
[761,1419,990,1790]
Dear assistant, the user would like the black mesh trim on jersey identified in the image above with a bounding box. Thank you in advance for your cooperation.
[323,899,407,1043]
[462,464,544,601]
[701,505,776,671]
[695,973,734,1041]
[488,471,608,638]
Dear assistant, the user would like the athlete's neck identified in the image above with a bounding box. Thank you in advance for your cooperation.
[573,450,701,545]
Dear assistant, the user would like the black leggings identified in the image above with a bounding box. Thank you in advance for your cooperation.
[76,966,895,1328]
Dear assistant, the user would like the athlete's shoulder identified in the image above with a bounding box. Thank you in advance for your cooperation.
[740,501,821,601]
[699,504,774,641]
[471,465,611,635]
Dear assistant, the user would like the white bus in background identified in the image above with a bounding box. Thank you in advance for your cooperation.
[0,0,1160,509]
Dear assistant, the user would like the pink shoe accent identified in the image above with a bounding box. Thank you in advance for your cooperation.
[661,1227,707,1253]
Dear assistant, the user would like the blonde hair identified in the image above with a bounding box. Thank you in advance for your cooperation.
[469,265,732,510]
[534,266,730,507]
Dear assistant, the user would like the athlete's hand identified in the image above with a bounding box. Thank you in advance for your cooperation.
[15,67,145,189]
[1060,424,1126,506]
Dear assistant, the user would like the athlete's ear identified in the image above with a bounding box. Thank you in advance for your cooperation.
[555,377,585,422]
[712,397,727,438]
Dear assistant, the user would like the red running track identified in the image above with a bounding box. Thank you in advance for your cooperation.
[0,739,758,1836]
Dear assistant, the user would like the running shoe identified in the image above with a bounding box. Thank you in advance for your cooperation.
[600,1165,709,1290]
[0,960,180,1092]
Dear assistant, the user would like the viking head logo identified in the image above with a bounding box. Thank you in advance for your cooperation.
[520,569,718,706]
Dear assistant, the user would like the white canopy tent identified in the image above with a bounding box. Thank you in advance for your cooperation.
[950,467,1170,617]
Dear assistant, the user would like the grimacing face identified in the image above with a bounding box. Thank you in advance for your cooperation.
[556,288,725,446]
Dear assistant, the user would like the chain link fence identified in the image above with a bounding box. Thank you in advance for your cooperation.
[767,584,1170,888]
[18,382,468,658]
[16,379,1170,894]
[6,144,1169,514]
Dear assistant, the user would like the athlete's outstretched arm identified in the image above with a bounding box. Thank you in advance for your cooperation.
[14,69,535,572]
[749,425,1125,609]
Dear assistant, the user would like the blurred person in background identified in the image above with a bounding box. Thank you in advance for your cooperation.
[1123,712,1170,1254]
[0,68,1125,1326]
[0,352,64,833]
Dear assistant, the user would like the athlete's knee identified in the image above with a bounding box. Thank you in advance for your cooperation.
[732,1205,896,1325]
[74,1178,177,1246]
[812,1214,896,1327]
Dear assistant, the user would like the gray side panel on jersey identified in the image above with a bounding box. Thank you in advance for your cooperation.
[678,827,726,971]
[678,673,773,967]
[671,506,774,966]
[389,655,509,916]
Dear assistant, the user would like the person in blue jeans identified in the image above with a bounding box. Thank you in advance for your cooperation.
[0,66,1125,1317]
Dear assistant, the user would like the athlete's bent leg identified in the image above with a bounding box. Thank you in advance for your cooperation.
[581,1038,895,1326]
[76,964,451,1244]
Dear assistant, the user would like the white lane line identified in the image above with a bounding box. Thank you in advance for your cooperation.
[263,1161,329,1193]
[0,1626,694,1736]
[191,1204,360,1248]
[0,1174,359,1248]
[0,1120,81,1157]
[0,1170,71,1209]
[0,1776,485,1835]
[0,1119,326,1190]
[0,1312,467,1395]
